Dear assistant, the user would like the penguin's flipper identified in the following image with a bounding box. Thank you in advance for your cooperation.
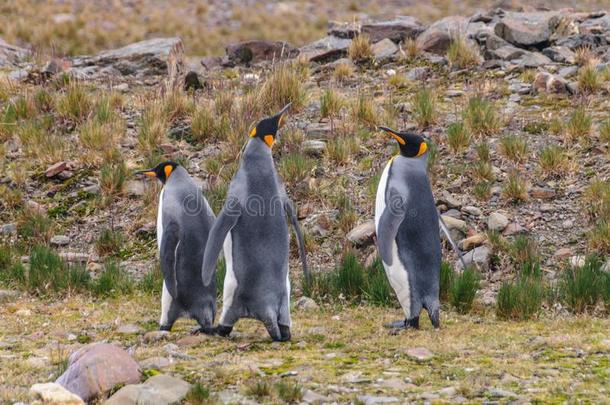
[377,189,407,266]
[202,202,242,286]
[160,221,180,298]
[284,198,309,282]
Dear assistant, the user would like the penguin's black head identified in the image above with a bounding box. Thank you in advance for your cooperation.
[136,161,179,184]
[379,126,428,158]
[249,103,291,148]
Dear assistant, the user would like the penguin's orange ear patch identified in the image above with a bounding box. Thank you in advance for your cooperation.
[263,135,274,148]
[417,142,428,156]
[249,127,257,137]
[164,165,173,179]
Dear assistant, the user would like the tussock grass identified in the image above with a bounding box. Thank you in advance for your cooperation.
[79,117,125,164]
[245,379,272,399]
[214,90,234,117]
[473,181,492,201]
[349,94,378,129]
[185,382,211,404]
[348,34,373,63]
[472,161,494,182]
[0,245,25,286]
[538,145,569,176]
[387,73,407,89]
[587,220,610,254]
[412,88,438,128]
[275,381,303,404]
[578,64,601,94]
[449,267,479,314]
[598,119,610,143]
[17,118,66,164]
[91,261,134,297]
[95,227,125,257]
[27,246,91,296]
[99,160,127,198]
[320,88,345,121]
[508,236,539,269]
[502,171,528,203]
[582,179,610,221]
[325,137,358,164]
[278,152,314,184]
[402,38,420,60]
[440,262,455,302]
[447,37,481,69]
[475,142,491,162]
[498,134,528,163]
[574,45,596,67]
[138,264,164,294]
[463,96,500,137]
[560,256,608,313]
[33,88,54,112]
[190,104,215,143]
[18,209,53,244]
[497,276,544,320]
[162,89,193,123]
[565,106,592,144]
[138,101,169,155]
[56,81,92,122]
[446,122,471,153]
[259,62,306,113]
[333,62,353,83]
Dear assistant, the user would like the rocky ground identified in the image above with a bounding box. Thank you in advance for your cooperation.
[1,2,610,404]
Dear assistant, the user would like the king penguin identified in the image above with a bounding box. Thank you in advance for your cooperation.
[201,103,309,342]
[137,161,216,332]
[374,126,442,329]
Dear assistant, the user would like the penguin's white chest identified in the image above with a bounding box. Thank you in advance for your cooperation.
[375,161,411,318]
[156,188,165,251]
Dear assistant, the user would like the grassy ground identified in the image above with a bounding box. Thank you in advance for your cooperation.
[1,292,608,403]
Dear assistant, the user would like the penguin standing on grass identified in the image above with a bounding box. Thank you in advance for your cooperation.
[201,103,308,342]
[137,161,216,333]
[375,126,442,329]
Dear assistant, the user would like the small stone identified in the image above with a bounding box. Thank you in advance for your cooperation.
[0,289,19,304]
[361,16,424,43]
[126,180,146,197]
[461,206,482,217]
[143,330,169,344]
[488,212,509,232]
[30,382,84,405]
[440,216,467,233]
[306,122,333,139]
[406,66,428,81]
[530,186,556,199]
[357,395,400,404]
[117,323,141,334]
[341,371,371,384]
[502,223,525,236]
[302,389,328,404]
[15,308,32,316]
[459,234,487,251]
[458,246,491,271]
[82,184,100,195]
[302,140,326,156]
[406,347,433,361]
[50,235,71,247]
[487,388,518,399]
[569,256,586,268]
[554,247,573,259]
[105,374,190,405]
[371,38,399,60]
[175,335,206,347]
[45,162,67,178]
[139,356,171,370]
[1,223,17,235]
[295,296,319,311]
[347,220,376,246]
[438,386,457,397]
[437,191,461,209]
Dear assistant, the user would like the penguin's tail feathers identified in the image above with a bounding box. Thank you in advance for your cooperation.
[438,213,467,271]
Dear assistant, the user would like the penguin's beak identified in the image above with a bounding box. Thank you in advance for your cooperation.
[378,126,405,145]
[276,102,291,128]
[135,169,156,178]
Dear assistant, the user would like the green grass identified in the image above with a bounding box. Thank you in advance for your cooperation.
[138,264,164,295]
[185,382,211,404]
[565,106,592,143]
[27,245,91,295]
[275,381,303,404]
[278,152,315,184]
[412,88,437,128]
[446,122,471,153]
[498,134,528,163]
[95,227,125,257]
[91,261,134,297]
[463,96,500,137]
[559,255,608,314]
[449,267,479,314]
[245,379,272,399]
[440,262,455,302]
[496,276,544,321]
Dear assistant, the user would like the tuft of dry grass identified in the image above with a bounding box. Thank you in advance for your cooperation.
[99,159,127,198]
[191,104,216,143]
[578,64,601,94]
[320,88,345,120]
[333,62,354,83]
[600,120,610,143]
[412,88,438,128]
[498,134,528,164]
[348,34,373,63]
[402,38,420,60]
[349,94,378,129]
[502,171,529,203]
[447,36,481,69]
[463,95,500,137]
[565,106,592,144]
[325,137,358,165]
[446,122,471,153]
[138,101,170,155]
[574,45,597,67]
[17,119,66,164]
[56,81,92,123]
[538,145,569,176]
[259,62,307,113]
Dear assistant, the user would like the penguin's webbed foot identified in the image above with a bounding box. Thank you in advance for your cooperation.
[159,324,172,332]
[191,325,216,335]
[384,317,420,330]
[383,319,408,329]
[216,325,233,338]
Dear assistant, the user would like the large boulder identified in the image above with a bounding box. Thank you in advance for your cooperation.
[371,38,399,60]
[30,383,84,405]
[104,375,190,405]
[328,21,360,39]
[224,40,298,65]
[579,14,610,34]
[347,220,376,247]
[299,36,351,63]
[70,37,183,78]
[56,343,141,402]
[0,38,30,67]
[416,16,482,54]
[494,11,559,47]
[361,16,425,43]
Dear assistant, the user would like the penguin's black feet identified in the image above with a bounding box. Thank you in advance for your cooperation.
[159,324,172,332]
[191,325,216,335]
[406,316,420,329]
[383,316,420,330]
[216,325,233,338]
[429,309,440,329]
[278,324,291,342]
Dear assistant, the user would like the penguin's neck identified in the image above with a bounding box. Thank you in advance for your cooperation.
[242,138,276,173]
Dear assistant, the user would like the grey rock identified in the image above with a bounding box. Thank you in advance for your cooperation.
[139,356,171,370]
[406,66,428,81]
[9,69,28,81]
[357,395,400,404]
[302,140,326,156]
[458,245,491,271]
[117,323,141,334]
[462,206,482,216]
[441,215,467,233]
[543,46,576,64]
[580,14,610,34]
[558,65,579,78]
[302,389,329,404]
[361,16,425,43]
[494,11,558,47]
[328,20,360,39]
[30,383,84,405]
[487,388,518,399]
[488,212,509,231]
[371,38,399,60]
[296,296,319,311]
[200,55,223,70]
[347,220,376,246]
[71,37,183,78]
[488,45,525,61]
[306,122,333,139]
[299,36,351,63]
[439,386,457,397]
[126,180,146,197]
[82,184,100,195]
[105,374,190,405]
[0,38,30,67]
[438,191,461,209]
[406,347,434,361]
[56,343,141,402]
[225,40,298,65]
[1,223,17,235]
[0,289,19,304]
[417,16,469,54]
[601,260,610,274]
[50,235,71,247]
[555,33,608,50]
[515,51,552,67]
[142,330,169,344]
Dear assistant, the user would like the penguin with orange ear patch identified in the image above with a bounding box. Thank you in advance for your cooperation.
[201,104,309,342]
[374,127,441,329]
[136,161,217,333]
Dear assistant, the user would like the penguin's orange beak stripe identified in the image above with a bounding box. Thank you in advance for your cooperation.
[164,165,173,179]
[264,135,274,148]
[391,134,405,145]
[417,142,427,156]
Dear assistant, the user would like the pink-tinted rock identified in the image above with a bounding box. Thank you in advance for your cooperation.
[45,161,67,178]
[56,343,141,402]
[406,347,434,361]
